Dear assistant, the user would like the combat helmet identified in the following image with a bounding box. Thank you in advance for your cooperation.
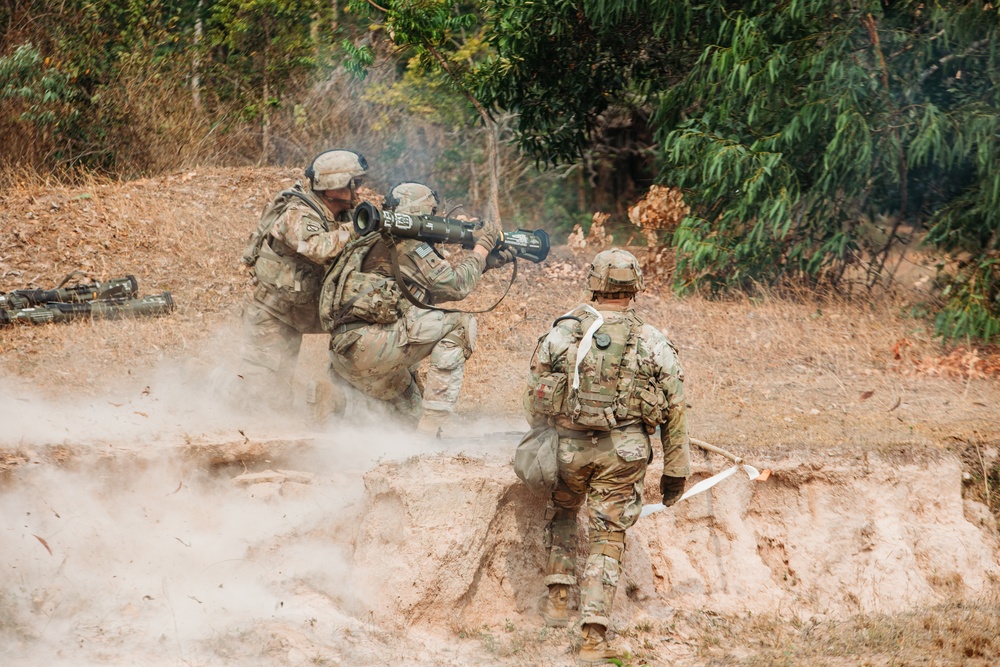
[386,181,439,216]
[587,248,645,299]
[305,149,368,191]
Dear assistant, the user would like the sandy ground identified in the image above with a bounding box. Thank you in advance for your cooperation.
[2,168,1000,666]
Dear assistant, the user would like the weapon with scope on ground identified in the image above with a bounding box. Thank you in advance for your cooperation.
[0,292,175,328]
[352,201,550,263]
[0,274,139,311]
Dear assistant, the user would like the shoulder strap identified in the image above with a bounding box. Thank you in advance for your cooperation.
[282,190,332,231]
[251,189,331,263]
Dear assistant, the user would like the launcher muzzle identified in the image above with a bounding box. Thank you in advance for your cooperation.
[352,202,550,263]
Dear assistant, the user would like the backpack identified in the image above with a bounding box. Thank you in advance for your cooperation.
[319,233,402,331]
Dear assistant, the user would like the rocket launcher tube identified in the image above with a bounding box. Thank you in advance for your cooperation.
[0,275,139,310]
[0,293,175,327]
[353,202,550,263]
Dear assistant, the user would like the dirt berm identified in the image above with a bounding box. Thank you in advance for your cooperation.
[3,418,998,666]
[356,445,1000,633]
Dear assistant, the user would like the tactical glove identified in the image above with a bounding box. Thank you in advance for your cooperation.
[485,246,516,271]
[473,220,502,253]
[659,475,686,507]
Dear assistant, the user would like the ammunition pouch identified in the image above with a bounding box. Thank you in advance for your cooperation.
[634,386,668,427]
[571,390,621,430]
[530,372,568,416]
[338,271,402,324]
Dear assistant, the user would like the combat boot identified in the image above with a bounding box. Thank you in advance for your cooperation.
[305,380,346,424]
[537,584,569,627]
[578,623,623,664]
[416,408,451,437]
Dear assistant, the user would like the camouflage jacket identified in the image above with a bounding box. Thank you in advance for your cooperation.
[525,304,690,477]
[247,183,354,331]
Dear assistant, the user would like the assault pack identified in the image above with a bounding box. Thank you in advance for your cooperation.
[529,306,668,430]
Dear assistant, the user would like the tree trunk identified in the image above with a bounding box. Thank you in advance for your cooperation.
[192,0,203,113]
[260,16,271,165]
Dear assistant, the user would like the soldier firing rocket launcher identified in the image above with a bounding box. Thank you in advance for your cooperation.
[352,201,550,263]
[0,272,175,328]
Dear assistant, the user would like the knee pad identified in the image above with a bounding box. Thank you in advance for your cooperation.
[589,530,626,563]
[441,314,476,358]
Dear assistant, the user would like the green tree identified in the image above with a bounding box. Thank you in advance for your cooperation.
[345,0,504,223]
[209,0,333,163]
[481,0,1000,342]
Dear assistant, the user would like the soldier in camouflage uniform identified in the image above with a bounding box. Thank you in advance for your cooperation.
[325,182,513,433]
[238,149,368,407]
[524,248,690,664]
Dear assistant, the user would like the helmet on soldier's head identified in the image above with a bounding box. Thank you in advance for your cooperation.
[587,248,645,299]
[386,182,439,216]
[305,149,368,191]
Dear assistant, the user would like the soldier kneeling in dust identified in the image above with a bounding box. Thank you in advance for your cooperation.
[324,181,513,435]
[524,248,690,664]
[237,149,368,411]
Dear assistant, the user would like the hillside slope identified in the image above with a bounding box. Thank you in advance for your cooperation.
[2,169,999,666]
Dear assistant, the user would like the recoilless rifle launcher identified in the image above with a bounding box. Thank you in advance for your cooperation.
[0,272,175,328]
[0,273,138,310]
[352,202,550,263]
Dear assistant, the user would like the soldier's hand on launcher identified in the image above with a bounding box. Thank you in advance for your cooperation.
[485,246,516,271]
[472,219,502,253]
[659,475,686,507]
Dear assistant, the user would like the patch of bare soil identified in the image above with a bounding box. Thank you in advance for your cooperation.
[2,169,1000,666]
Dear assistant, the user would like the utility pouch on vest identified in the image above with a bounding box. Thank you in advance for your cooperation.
[513,426,560,495]
[339,272,402,324]
[531,373,567,415]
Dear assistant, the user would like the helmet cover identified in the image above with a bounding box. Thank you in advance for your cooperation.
[587,248,644,297]
[386,182,439,216]
[306,149,368,191]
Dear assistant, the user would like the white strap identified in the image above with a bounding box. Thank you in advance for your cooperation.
[573,305,603,390]
[639,464,761,519]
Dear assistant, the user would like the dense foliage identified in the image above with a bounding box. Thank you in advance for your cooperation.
[0,0,344,173]
[482,0,1000,342]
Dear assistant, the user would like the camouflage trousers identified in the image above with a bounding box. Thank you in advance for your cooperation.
[328,307,476,419]
[544,424,649,629]
[236,300,306,408]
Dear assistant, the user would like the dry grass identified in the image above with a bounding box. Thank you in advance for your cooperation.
[680,597,1000,666]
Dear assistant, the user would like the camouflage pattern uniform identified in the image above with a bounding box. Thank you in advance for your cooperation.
[239,150,367,405]
[524,249,689,636]
[328,236,485,419]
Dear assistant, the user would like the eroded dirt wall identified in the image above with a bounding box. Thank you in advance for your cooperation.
[353,451,1000,631]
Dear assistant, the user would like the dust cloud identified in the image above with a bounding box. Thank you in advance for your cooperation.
[0,346,516,666]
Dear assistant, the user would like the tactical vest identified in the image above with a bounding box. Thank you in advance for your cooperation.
[242,186,331,312]
[318,234,403,331]
[531,306,669,430]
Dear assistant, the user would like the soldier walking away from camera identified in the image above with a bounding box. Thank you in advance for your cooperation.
[327,181,514,434]
[238,149,368,411]
[523,248,690,664]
